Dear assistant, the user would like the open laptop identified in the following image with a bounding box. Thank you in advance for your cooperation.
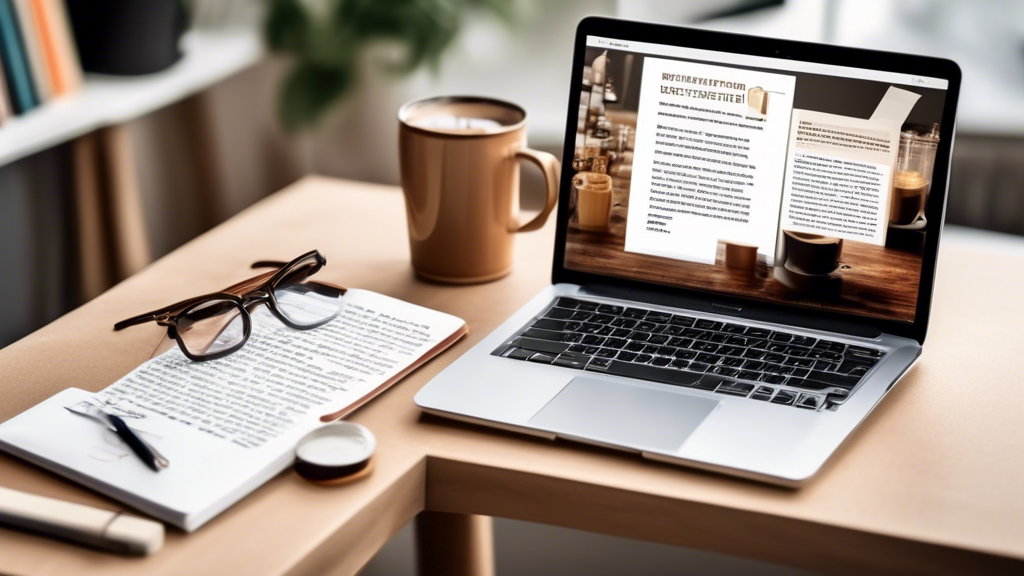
[415,16,961,486]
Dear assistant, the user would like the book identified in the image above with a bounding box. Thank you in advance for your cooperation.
[0,289,467,532]
[31,0,80,95]
[12,0,50,101]
[0,0,38,113]
[0,52,11,123]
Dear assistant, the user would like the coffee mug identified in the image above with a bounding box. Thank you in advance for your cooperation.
[573,172,613,231]
[781,230,843,275]
[398,96,559,283]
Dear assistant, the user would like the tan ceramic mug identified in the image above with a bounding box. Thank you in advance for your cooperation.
[398,96,559,283]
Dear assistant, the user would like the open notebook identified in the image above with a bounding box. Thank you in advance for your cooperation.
[0,289,466,532]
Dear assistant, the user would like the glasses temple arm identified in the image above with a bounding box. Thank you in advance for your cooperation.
[251,260,288,269]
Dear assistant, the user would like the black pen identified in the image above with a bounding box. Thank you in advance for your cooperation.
[65,403,169,472]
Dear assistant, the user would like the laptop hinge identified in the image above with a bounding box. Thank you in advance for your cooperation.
[580,283,882,339]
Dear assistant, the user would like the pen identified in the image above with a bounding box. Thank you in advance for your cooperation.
[65,403,168,472]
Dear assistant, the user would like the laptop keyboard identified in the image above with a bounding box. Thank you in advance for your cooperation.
[496,297,886,411]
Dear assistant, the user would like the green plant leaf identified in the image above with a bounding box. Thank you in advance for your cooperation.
[265,0,311,52]
[279,62,354,130]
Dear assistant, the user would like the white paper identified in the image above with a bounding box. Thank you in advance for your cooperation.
[778,109,901,245]
[624,57,796,265]
[0,289,464,531]
[869,86,921,125]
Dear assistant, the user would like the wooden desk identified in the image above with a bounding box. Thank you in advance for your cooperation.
[1,177,1022,575]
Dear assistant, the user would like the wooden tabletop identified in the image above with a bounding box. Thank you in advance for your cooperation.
[1,177,1022,575]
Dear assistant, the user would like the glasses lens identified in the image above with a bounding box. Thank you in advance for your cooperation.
[177,299,247,357]
[273,257,344,327]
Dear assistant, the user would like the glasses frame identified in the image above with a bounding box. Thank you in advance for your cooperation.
[114,250,347,361]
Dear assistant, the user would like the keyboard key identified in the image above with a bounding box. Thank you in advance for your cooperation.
[586,357,612,370]
[669,315,695,326]
[764,353,785,363]
[847,345,881,357]
[796,394,822,410]
[645,311,672,323]
[837,358,877,374]
[657,346,677,356]
[760,374,786,384]
[576,302,598,311]
[725,335,750,346]
[742,349,766,360]
[545,307,574,319]
[590,314,615,324]
[688,362,711,373]
[785,379,833,392]
[527,353,556,364]
[692,342,719,353]
[736,370,761,381]
[785,346,810,357]
[604,338,628,349]
[668,337,693,348]
[603,360,703,387]
[578,323,603,334]
[595,348,618,359]
[596,326,614,336]
[597,304,624,314]
[754,385,775,396]
[669,359,690,369]
[568,344,587,353]
[611,328,632,338]
[564,332,584,343]
[742,359,765,370]
[784,357,815,367]
[634,354,653,364]
[622,308,647,319]
[635,321,658,332]
[721,323,746,333]
[513,337,569,355]
[770,332,793,342]
[642,344,661,354]
[523,328,567,341]
[581,335,606,346]
[681,328,704,338]
[647,334,670,345]
[790,368,810,378]
[553,352,591,369]
[762,363,783,373]
[554,297,582,309]
[695,319,723,330]
[707,333,727,343]
[814,360,837,371]
[610,318,637,328]
[532,318,568,331]
[720,357,744,367]
[674,349,697,360]
[571,311,594,321]
[745,327,771,337]
[806,370,861,388]
[616,351,638,362]
[751,392,773,401]
[582,346,600,355]
[791,336,816,347]
[717,380,755,397]
[718,345,743,357]
[663,325,686,336]
[712,366,739,377]
[504,347,533,360]
[629,331,651,342]
[650,356,672,367]
[771,390,797,405]
[625,341,646,352]
[694,374,729,391]
[696,353,721,365]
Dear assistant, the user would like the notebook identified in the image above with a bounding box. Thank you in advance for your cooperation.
[0,289,467,532]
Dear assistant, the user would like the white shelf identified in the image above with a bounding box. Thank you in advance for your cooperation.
[0,29,264,167]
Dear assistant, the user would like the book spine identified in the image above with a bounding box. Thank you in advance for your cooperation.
[45,0,79,91]
[0,0,38,114]
[28,0,62,95]
[12,0,48,101]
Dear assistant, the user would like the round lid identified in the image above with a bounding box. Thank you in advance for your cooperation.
[294,422,376,483]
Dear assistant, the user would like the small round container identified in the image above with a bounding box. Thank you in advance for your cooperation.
[294,423,376,485]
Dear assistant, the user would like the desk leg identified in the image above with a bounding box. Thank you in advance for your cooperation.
[415,512,494,576]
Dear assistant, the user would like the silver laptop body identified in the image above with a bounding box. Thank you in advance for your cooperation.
[415,17,961,486]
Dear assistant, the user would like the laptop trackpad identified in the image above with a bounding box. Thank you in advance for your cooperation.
[528,377,719,452]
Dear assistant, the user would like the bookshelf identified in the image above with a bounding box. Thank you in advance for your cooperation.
[0,28,263,167]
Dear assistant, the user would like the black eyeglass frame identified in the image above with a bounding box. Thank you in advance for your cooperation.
[114,250,346,361]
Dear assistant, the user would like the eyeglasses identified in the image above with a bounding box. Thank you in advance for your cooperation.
[114,250,346,361]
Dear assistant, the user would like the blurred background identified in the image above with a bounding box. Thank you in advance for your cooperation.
[0,0,1021,572]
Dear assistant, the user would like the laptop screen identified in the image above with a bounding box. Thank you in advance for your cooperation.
[563,35,951,324]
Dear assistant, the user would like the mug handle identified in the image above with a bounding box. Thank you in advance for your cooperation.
[514,148,560,233]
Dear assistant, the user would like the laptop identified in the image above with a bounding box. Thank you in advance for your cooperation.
[415,16,961,486]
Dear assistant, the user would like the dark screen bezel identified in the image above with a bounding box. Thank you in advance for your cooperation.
[551,16,961,345]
